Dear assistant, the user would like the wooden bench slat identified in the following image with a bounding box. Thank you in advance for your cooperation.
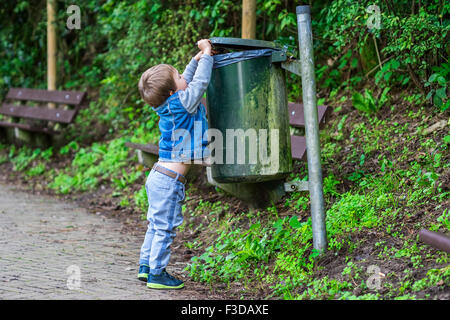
[6,88,85,105]
[290,135,307,161]
[125,142,159,154]
[0,121,59,134]
[202,98,329,129]
[126,135,307,162]
[288,102,329,128]
[125,142,209,167]
[127,100,323,164]
[0,104,76,123]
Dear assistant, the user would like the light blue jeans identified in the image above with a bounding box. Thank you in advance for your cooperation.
[139,163,186,275]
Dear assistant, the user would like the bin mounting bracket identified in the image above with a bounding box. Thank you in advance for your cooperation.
[284,180,309,192]
[281,59,301,76]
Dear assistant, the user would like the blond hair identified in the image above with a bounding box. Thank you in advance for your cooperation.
[138,64,177,107]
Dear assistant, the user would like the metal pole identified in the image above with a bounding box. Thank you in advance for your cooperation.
[296,5,327,252]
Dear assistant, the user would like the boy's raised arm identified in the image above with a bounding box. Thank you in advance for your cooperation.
[178,54,213,114]
[182,51,204,84]
[182,58,198,84]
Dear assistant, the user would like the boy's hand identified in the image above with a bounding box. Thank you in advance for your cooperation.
[194,51,203,61]
[197,39,212,56]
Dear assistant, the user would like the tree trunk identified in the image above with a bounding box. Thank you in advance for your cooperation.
[47,0,57,108]
[242,0,256,39]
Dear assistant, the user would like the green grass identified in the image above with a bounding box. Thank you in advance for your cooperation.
[48,137,139,194]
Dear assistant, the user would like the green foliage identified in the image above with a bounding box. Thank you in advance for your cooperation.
[188,0,240,37]
[323,174,341,196]
[381,5,448,78]
[430,209,450,231]
[10,147,41,172]
[424,62,449,110]
[26,162,46,177]
[7,146,53,172]
[187,215,311,286]
[133,184,149,220]
[112,169,142,190]
[187,172,398,293]
[411,266,450,292]
[59,141,79,155]
[352,88,390,114]
[48,138,132,194]
[352,90,377,114]
[313,0,448,109]
[375,59,410,88]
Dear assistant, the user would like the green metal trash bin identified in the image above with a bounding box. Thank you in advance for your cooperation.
[206,37,293,183]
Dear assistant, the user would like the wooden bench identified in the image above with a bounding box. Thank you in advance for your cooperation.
[0,88,88,147]
[125,98,329,167]
[289,101,329,161]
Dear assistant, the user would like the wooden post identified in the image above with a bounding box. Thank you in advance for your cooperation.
[242,0,256,39]
[47,0,57,108]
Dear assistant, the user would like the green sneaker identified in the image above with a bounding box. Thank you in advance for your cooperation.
[137,265,150,282]
[147,269,184,290]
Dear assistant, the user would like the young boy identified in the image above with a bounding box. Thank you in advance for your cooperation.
[136,39,214,289]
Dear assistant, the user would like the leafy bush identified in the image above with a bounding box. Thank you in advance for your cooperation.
[48,138,132,194]
[424,62,449,110]
[352,88,390,114]
[7,146,53,172]
[313,0,448,106]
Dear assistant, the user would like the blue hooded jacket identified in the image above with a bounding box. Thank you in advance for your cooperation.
[152,54,213,162]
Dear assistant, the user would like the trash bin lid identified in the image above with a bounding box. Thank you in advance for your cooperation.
[210,37,282,51]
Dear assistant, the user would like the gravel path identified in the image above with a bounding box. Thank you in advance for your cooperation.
[0,182,206,300]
